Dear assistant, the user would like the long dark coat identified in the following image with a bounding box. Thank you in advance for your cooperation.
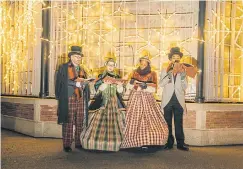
[55,63,90,124]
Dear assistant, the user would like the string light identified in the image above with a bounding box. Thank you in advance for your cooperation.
[1,0,242,101]
[1,1,40,95]
[205,1,243,101]
[0,0,200,97]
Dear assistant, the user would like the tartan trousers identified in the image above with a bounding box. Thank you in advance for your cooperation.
[62,95,84,148]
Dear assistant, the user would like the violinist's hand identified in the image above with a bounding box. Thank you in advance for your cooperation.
[167,62,174,73]
[173,62,182,74]
[173,61,179,66]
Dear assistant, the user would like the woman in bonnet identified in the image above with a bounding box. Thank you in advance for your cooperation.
[80,52,126,152]
[121,50,168,151]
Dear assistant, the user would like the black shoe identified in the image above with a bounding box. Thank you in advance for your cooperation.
[184,143,189,147]
[177,145,189,151]
[75,145,83,150]
[141,146,149,152]
[164,144,173,150]
[63,147,72,152]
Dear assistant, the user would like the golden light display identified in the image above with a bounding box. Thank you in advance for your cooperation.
[48,1,200,99]
[204,1,243,102]
[1,1,40,95]
[0,0,242,102]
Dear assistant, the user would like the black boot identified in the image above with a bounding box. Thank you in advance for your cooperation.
[63,147,72,152]
[177,144,189,151]
[164,135,174,150]
[164,143,173,150]
[141,146,149,152]
[75,145,83,150]
[184,143,189,147]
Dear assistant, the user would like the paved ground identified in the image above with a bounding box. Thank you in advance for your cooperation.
[1,129,243,169]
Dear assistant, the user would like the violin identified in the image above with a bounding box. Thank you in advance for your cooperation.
[167,61,197,78]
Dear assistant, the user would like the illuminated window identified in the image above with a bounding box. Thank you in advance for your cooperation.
[205,1,243,102]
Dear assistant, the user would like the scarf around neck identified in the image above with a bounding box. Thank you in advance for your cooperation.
[136,65,151,76]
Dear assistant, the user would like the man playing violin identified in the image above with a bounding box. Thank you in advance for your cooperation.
[159,47,189,151]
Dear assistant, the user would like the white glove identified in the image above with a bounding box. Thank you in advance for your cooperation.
[76,82,82,88]
[144,86,156,93]
[99,83,108,91]
[117,84,124,93]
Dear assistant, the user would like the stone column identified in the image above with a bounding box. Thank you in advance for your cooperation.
[195,1,206,103]
[39,1,51,98]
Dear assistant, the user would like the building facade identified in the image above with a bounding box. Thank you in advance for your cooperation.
[1,0,243,145]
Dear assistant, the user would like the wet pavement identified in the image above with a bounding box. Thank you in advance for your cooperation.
[1,129,243,169]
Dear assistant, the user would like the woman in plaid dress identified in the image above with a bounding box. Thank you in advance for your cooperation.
[80,53,126,152]
[120,50,168,150]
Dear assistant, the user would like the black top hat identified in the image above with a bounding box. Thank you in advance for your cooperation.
[168,47,183,60]
[68,46,83,57]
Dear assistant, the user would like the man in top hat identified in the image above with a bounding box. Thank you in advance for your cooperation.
[55,46,90,152]
[159,47,189,151]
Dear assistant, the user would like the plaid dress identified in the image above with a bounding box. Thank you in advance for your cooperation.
[80,84,126,151]
[120,90,168,148]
